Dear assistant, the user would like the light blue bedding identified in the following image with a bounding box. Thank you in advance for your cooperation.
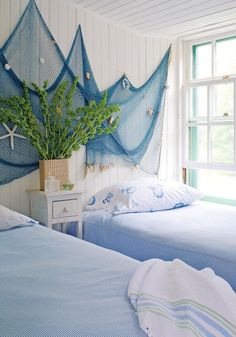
[0,225,145,337]
[83,201,236,290]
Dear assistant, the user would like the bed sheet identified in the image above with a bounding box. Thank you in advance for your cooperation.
[83,201,236,290]
[0,225,145,337]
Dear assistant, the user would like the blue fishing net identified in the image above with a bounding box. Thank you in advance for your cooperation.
[0,0,170,185]
[86,50,170,174]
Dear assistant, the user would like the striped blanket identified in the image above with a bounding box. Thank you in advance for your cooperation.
[128,259,236,337]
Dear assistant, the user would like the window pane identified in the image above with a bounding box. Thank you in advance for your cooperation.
[192,43,212,79]
[188,126,207,162]
[216,37,236,76]
[188,169,236,200]
[211,125,234,164]
[212,83,234,121]
[189,86,207,122]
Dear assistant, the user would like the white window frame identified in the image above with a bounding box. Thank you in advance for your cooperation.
[182,32,236,173]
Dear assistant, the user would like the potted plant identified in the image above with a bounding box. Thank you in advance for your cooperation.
[0,78,120,190]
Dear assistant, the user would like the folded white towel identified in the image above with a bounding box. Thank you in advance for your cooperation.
[128,259,236,337]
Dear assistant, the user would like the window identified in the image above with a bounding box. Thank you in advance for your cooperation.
[183,35,236,204]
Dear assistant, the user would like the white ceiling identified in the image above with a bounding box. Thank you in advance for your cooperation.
[68,0,236,39]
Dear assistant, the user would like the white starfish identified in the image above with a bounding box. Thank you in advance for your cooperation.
[0,124,26,150]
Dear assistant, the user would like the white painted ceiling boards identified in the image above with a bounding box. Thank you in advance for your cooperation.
[68,0,236,38]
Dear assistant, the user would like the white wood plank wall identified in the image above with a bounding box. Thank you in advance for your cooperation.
[0,0,178,215]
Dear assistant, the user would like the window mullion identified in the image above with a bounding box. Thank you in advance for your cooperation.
[190,42,194,81]
[212,39,215,77]
[234,79,236,166]
[188,78,235,87]
[182,86,188,168]
[207,85,211,163]
[186,121,234,128]
[182,42,190,170]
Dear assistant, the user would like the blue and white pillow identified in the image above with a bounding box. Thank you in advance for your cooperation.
[0,205,38,231]
[86,179,204,215]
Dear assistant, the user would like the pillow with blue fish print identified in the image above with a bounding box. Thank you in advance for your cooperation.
[86,179,204,215]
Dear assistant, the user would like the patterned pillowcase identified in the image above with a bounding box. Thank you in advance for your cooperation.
[86,179,204,215]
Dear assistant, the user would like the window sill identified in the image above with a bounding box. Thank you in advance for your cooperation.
[202,196,236,207]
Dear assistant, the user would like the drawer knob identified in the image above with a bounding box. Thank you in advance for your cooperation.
[63,207,69,213]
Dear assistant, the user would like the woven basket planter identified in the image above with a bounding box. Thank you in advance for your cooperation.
[39,159,69,191]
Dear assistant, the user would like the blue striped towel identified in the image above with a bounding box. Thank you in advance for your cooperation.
[128,259,236,337]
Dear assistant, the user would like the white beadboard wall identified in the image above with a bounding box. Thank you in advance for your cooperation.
[0,0,178,215]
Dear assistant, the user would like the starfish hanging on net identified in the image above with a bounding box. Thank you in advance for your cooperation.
[0,124,26,150]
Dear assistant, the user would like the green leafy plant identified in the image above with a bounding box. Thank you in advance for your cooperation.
[0,78,120,159]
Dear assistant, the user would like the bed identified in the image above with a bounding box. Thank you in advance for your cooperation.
[0,223,146,337]
[1,205,235,337]
[83,200,236,291]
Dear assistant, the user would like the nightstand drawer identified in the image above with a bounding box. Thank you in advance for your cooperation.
[52,199,78,219]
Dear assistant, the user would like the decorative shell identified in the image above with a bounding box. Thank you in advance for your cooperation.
[87,164,96,172]
[147,107,154,117]
[5,63,11,71]
[122,77,130,89]
[107,116,114,125]
[39,57,45,64]
[85,71,90,80]
[99,165,109,172]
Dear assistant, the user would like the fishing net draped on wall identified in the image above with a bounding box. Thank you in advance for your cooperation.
[0,0,170,185]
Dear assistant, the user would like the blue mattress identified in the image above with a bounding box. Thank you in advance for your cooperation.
[83,201,236,290]
[0,225,145,337]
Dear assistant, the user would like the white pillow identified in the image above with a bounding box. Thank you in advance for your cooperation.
[86,179,204,215]
[0,205,37,231]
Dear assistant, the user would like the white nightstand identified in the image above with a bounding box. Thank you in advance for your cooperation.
[28,190,83,238]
